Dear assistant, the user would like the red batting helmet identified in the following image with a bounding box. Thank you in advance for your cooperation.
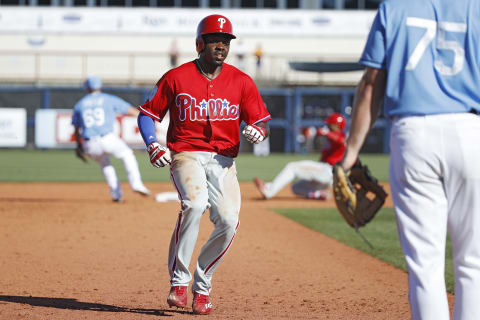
[324,112,346,130]
[196,14,236,53]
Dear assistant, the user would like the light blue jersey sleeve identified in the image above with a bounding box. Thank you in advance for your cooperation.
[359,10,386,70]
[359,0,480,117]
[104,94,131,114]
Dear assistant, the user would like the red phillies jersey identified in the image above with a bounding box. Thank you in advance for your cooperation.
[321,130,346,165]
[139,61,271,157]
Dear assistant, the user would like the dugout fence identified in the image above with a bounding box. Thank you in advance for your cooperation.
[0,85,390,153]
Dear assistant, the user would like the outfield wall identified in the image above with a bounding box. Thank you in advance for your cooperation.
[0,85,390,154]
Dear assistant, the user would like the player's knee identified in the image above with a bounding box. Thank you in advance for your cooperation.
[120,149,135,161]
[181,199,209,216]
[225,216,238,231]
[285,162,297,170]
[98,157,112,167]
[213,214,238,233]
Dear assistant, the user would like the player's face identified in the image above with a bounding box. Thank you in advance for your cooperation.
[202,34,231,66]
[329,123,341,132]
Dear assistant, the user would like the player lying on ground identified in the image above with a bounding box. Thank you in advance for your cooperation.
[137,14,271,315]
[254,113,346,200]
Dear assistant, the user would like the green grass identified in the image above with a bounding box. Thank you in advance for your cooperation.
[275,207,455,293]
[0,149,168,182]
[0,149,390,182]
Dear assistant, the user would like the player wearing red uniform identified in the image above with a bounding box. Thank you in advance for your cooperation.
[254,113,346,200]
[137,14,271,315]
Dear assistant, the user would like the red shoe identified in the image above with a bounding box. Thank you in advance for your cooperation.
[319,190,331,200]
[192,292,212,315]
[253,177,268,199]
[307,189,331,200]
[167,286,187,308]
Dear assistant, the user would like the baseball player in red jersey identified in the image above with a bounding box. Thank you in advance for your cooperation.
[254,113,346,200]
[137,14,271,315]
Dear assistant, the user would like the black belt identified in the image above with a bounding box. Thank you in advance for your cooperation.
[470,109,479,115]
[84,133,108,141]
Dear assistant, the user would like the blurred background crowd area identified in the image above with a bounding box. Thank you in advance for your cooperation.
[0,0,389,154]
[0,0,382,10]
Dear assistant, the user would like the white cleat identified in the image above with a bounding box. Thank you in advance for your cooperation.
[133,186,150,196]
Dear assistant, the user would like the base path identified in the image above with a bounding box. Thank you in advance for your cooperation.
[0,182,453,319]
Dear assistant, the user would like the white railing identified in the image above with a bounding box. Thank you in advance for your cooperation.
[0,50,363,87]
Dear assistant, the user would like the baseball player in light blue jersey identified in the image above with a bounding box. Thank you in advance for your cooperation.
[341,0,480,319]
[72,75,150,202]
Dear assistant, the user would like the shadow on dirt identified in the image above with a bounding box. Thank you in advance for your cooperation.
[0,295,189,316]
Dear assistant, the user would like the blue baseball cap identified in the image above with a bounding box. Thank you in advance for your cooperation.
[84,75,102,90]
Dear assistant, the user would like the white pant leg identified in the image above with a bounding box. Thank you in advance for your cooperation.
[101,133,147,191]
[84,137,122,200]
[265,160,332,198]
[168,152,210,287]
[390,113,480,320]
[98,156,122,200]
[193,154,241,295]
[444,114,480,320]
[83,135,104,159]
[121,151,147,191]
[390,116,449,320]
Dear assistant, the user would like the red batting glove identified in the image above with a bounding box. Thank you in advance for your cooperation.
[147,142,171,168]
[242,124,266,144]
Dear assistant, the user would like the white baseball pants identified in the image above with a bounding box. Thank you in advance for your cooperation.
[168,151,241,295]
[389,113,480,320]
[262,160,332,199]
[83,132,147,200]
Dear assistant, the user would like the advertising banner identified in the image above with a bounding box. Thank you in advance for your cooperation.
[0,108,27,147]
[35,109,168,149]
[0,7,375,37]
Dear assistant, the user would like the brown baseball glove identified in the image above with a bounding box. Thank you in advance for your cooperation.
[75,145,88,163]
[332,160,387,229]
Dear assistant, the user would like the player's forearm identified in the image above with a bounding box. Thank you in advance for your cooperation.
[325,131,345,144]
[137,113,158,146]
[255,121,270,138]
[347,79,376,154]
[343,68,385,169]
[127,106,140,117]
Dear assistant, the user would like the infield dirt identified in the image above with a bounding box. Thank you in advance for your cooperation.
[0,182,453,319]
